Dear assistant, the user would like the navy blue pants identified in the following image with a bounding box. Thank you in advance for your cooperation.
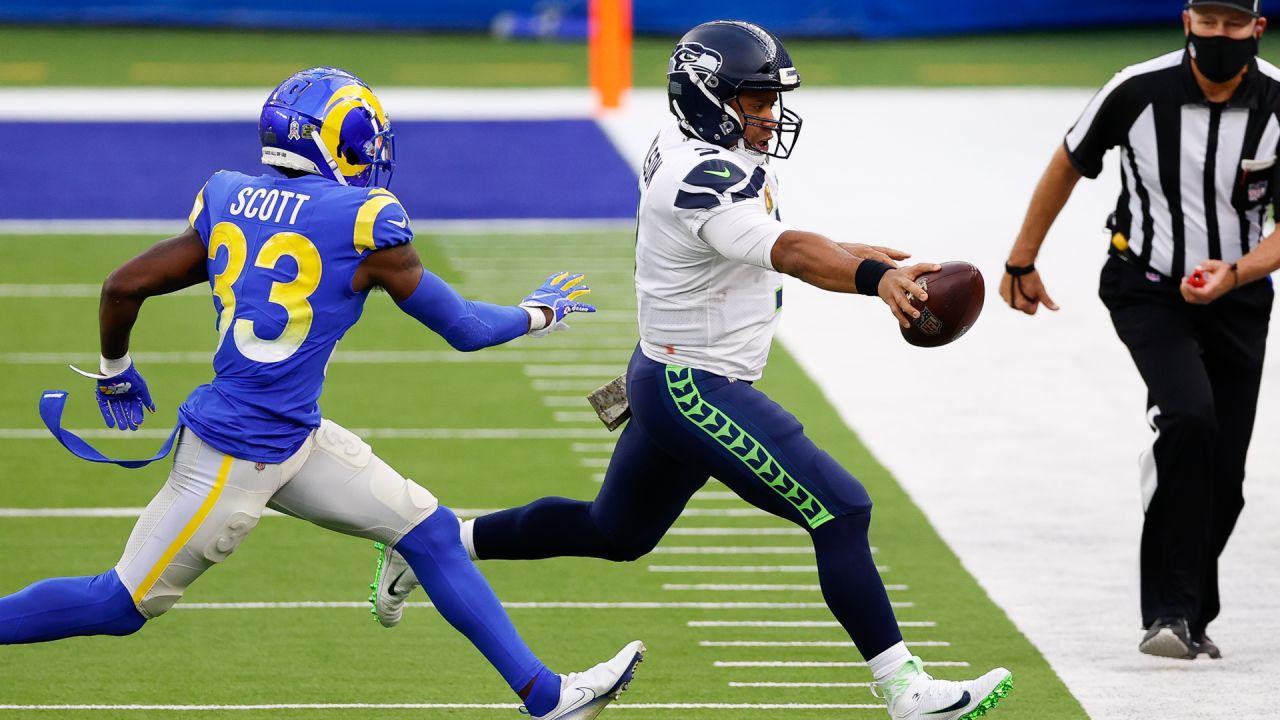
[475,348,902,658]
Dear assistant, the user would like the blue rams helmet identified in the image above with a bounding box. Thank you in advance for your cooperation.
[259,67,395,188]
[667,20,803,159]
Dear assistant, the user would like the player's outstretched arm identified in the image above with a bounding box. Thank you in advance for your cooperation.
[1001,144,1082,315]
[82,226,208,429]
[769,230,939,329]
[355,244,595,351]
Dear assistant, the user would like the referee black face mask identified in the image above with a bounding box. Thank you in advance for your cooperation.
[1188,32,1259,82]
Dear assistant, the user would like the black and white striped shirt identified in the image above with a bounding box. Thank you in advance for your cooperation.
[1066,50,1280,278]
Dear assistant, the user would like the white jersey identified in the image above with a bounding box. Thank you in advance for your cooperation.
[635,122,794,380]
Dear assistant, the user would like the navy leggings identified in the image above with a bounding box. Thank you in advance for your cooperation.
[475,348,902,658]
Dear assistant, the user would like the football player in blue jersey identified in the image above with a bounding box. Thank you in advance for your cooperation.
[370,22,1014,720]
[0,67,643,720]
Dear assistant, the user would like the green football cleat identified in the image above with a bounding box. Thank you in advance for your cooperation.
[368,542,417,628]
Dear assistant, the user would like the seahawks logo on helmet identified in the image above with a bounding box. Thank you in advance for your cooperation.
[670,43,723,78]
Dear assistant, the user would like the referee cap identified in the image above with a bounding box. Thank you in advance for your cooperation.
[1185,0,1261,17]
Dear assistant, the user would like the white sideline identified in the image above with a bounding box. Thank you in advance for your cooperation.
[665,528,807,536]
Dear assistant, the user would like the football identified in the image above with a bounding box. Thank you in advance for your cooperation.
[899,261,985,348]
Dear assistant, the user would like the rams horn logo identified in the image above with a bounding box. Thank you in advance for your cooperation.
[671,43,723,77]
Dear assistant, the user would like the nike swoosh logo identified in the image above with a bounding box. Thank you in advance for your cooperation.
[388,569,410,597]
[388,218,408,228]
[567,687,596,710]
[927,691,971,715]
[703,167,732,178]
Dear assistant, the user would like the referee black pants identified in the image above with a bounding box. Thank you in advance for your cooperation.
[1100,254,1273,636]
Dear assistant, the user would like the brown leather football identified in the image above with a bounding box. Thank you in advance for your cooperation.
[900,261,985,348]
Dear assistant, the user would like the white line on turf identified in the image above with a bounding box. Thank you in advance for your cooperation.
[649,547,810,555]
[578,457,611,468]
[665,584,823,591]
[170,601,838,610]
[523,364,623,377]
[650,565,818,573]
[570,442,617,453]
[0,508,501,518]
[535,380,612,392]
[729,682,874,688]
[689,621,937,628]
[666,528,807,536]
[0,218,635,235]
[553,411,601,423]
[543,396,593,406]
[0,284,204,298]
[689,491,742,500]
[0,703,886,711]
[705,641,950,648]
[663,583,908,592]
[0,428,611,440]
[0,351,629,365]
[715,661,970,668]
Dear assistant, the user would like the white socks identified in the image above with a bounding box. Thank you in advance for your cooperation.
[459,518,479,561]
[868,641,913,682]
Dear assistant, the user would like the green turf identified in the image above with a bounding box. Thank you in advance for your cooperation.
[0,231,1085,719]
[0,23,1251,88]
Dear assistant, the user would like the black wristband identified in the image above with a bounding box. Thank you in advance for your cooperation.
[1005,262,1036,277]
[854,260,893,296]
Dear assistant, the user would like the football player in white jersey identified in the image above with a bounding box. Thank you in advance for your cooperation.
[372,21,1013,720]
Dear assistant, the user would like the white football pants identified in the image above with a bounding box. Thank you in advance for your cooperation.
[114,419,438,618]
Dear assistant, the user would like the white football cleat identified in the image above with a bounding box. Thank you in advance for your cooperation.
[368,543,420,628]
[529,640,646,720]
[873,656,1012,720]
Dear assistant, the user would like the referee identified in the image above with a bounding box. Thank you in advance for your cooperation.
[1001,0,1280,660]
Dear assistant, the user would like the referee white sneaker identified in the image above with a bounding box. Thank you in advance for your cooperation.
[368,543,418,628]
[873,656,1012,720]
[529,640,646,720]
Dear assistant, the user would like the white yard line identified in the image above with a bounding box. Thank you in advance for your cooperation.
[523,364,624,377]
[690,621,936,628]
[0,427,611,440]
[664,584,907,592]
[0,508,502,518]
[715,661,969,668]
[729,682,874,688]
[535,379,613,392]
[689,491,741,501]
[666,528,806,536]
[0,703,885,712]
[0,350,629,365]
[649,547,810,555]
[0,218,635,235]
[553,411,602,423]
[706,641,949,648]
[570,442,617,453]
[649,565,818,573]
[170,601,836,610]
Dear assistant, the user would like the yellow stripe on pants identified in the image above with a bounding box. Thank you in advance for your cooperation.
[131,454,233,605]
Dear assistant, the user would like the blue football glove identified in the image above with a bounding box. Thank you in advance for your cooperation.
[70,359,156,431]
[520,271,597,337]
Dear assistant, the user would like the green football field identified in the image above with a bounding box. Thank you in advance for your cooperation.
[0,230,1086,719]
[0,24,1233,88]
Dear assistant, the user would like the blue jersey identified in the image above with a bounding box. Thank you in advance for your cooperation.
[178,171,412,462]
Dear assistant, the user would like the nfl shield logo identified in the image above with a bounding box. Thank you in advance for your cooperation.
[1248,180,1268,203]
[916,307,943,336]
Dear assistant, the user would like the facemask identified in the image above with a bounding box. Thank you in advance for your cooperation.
[1188,32,1259,83]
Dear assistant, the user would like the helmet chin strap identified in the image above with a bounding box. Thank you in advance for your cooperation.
[731,138,770,165]
[312,134,348,186]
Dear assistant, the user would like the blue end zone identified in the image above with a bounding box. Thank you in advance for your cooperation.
[2,119,636,221]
